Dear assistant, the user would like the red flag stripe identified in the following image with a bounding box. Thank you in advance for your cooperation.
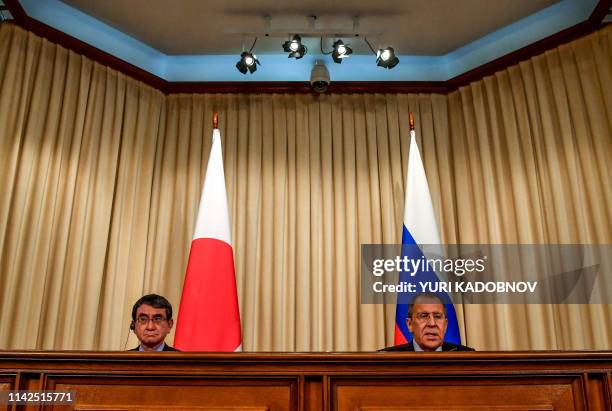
[175,238,241,351]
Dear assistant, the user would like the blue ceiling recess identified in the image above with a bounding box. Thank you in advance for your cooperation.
[19,0,599,82]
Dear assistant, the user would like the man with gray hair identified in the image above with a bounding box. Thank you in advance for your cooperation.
[380,293,474,352]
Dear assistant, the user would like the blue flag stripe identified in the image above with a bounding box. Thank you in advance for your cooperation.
[395,228,461,344]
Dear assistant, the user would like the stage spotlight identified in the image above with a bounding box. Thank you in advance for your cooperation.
[236,51,260,74]
[376,47,399,69]
[282,35,307,59]
[331,40,352,63]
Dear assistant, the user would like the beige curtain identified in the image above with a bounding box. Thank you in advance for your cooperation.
[0,22,610,351]
[447,27,612,349]
[0,24,166,350]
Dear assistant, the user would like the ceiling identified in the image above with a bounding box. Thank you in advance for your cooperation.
[11,0,603,81]
[60,0,558,55]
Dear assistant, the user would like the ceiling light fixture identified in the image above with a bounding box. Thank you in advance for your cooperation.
[331,40,352,63]
[236,37,260,74]
[365,37,400,69]
[230,20,400,73]
[376,47,399,69]
[236,51,260,74]
[282,34,307,59]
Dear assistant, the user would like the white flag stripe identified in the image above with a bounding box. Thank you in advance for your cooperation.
[193,129,232,245]
[403,130,441,244]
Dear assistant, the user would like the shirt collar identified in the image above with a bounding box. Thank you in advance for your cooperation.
[138,342,165,352]
[413,340,442,352]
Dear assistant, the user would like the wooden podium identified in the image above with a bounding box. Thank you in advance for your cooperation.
[0,351,611,410]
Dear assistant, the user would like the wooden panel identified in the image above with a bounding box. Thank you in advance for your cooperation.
[43,375,296,411]
[0,374,16,411]
[359,408,553,411]
[0,374,16,388]
[0,352,610,410]
[585,373,609,411]
[75,407,266,411]
[332,376,585,411]
[304,377,323,411]
[606,373,612,410]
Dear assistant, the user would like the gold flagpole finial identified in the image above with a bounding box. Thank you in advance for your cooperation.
[213,112,219,129]
[409,112,415,131]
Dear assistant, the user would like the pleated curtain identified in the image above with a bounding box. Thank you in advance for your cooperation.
[0,22,610,351]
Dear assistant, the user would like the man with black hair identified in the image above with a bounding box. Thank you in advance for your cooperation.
[380,292,474,352]
[129,294,178,352]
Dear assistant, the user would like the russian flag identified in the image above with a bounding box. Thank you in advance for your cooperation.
[393,113,460,346]
[174,115,242,351]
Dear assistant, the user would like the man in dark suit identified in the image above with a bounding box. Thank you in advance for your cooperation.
[129,294,179,352]
[380,293,474,352]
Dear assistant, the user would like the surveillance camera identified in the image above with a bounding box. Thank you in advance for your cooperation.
[310,61,330,93]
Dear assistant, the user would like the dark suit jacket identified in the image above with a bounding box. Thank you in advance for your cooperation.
[129,343,179,352]
[379,341,475,352]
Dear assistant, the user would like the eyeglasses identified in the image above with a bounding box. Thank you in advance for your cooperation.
[414,312,445,323]
[136,315,167,325]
